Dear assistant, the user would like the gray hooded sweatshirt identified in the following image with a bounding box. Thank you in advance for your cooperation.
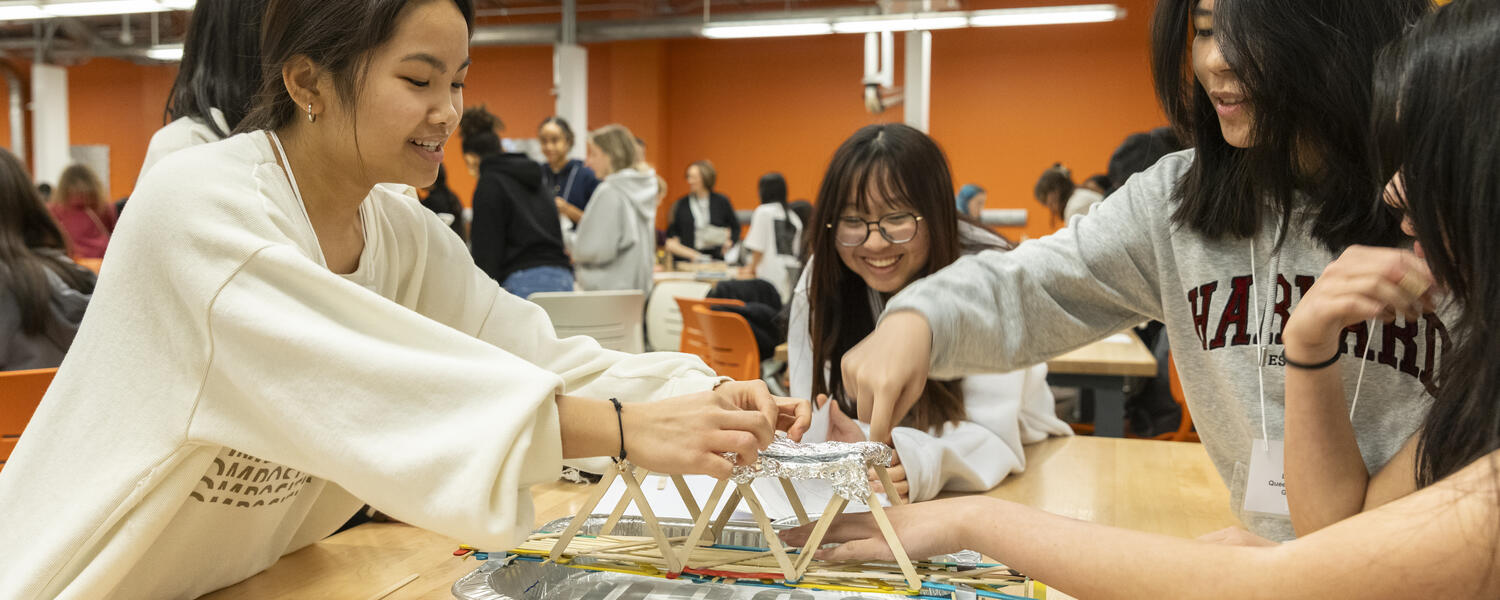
[886,150,1446,541]
[573,167,660,294]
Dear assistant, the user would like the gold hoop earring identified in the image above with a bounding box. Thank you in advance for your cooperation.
[306,103,316,123]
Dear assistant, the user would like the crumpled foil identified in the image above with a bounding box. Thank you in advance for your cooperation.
[724,435,893,501]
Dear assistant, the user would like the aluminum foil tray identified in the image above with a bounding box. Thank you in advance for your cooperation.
[452,515,1018,600]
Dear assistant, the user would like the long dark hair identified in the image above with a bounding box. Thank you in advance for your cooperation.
[0,149,95,336]
[1151,0,1429,252]
[1032,163,1073,225]
[165,0,267,138]
[1373,0,1500,487]
[807,123,967,432]
[459,105,503,157]
[238,0,476,133]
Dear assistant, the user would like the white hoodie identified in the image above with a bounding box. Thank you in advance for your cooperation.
[573,167,660,294]
[0,132,721,600]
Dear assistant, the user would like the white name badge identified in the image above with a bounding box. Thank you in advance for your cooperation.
[1243,439,1290,516]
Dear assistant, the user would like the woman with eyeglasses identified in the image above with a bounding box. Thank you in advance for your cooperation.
[787,123,1070,503]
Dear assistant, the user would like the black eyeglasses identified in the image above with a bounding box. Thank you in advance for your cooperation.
[828,212,923,247]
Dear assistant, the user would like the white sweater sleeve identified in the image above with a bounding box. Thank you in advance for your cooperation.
[189,233,719,548]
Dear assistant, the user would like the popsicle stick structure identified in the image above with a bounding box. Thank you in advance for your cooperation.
[545,437,923,591]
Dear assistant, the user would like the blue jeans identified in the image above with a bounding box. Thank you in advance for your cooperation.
[502,265,574,299]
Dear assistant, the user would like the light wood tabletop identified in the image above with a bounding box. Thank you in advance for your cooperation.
[201,436,1235,599]
[1046,331,1159,378]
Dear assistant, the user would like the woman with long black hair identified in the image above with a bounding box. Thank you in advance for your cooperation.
[837,0,1435,543]
[788,3,1500,596]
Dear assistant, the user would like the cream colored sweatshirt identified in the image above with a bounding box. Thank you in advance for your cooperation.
[0,132,720,600]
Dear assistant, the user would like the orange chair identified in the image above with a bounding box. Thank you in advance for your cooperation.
[1158,351,1199,442]
[674,296,744,365]
[692,305,761,381]
[1,368,57,473]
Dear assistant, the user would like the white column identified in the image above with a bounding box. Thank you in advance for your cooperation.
[553,44,588,160]
[903,30,931,133]
[31,63,69,185]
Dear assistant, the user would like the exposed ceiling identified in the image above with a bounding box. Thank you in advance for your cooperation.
[0,0,953,64]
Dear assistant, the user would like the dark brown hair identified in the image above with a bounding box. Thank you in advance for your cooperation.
[0,149,95,336]
[806,123,969,432]
[1150,0,1429,251]
[1032,163,1074,225]
[165,0,268,138]
[237,0,476,134]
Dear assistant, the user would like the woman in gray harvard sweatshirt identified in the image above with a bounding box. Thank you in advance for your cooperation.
[573,124,660,294]
[837,0,1438,542]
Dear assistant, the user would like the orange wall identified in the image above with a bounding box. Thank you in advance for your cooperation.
[67,58,176,200]
[0,68,10,159]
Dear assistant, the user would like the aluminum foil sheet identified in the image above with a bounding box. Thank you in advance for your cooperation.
[453,515,1021,600]
[725,436,894,502]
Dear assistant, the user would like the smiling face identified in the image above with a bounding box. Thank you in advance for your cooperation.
[318,0,469,189]
[833,181,931,295]
[538,121,571,168]
[584,140,610,177]
[1191,0,1254,148]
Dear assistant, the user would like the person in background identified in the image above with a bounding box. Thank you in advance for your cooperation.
[790,124,1068,503]
[635,137,670,208]
[140,0,267,176]
[538,116,599,228]
[35,183,51,203]
[955,184,986,222]
[664,160,739,262]
[1032,163,1074,226]
[573,124,659,294]
[1106,126,1184,195]
[1062,174,1112,222]
[740,172,803,302]
[420,164,466,242]
[461,105,572,298]
[0,148,95,371]
[49,165,115,259]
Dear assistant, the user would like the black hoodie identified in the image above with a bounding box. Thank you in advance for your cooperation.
[469,153,571,284]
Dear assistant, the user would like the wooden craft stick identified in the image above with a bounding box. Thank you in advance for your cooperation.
[1398,271,1432,298]
[873,464,905,506]
[549,467,619,561]
[692,550,774,569]
[365,573,418,600]
[710,488,743,540]
[620,465,683,572]
[793,495,848,576]
[736,482,799,582]
[677,477,730,565]
[576,535,690,556]
[779,477,810,525]
[670,474,702,520]
[599,465,649,536]
[865,489,921,590]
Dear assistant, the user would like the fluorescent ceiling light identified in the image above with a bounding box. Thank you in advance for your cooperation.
[832,15,968,34]
[145,44,182,61]
[0,4,50,20]
[702,22,832,39]
[969,5,1123,27]
[40,0,174,16]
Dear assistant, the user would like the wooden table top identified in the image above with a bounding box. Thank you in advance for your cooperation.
[201,436,1234,599]
[1045,331,1159,378]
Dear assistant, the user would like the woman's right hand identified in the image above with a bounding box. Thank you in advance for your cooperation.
[840,310,933,445]
[621,381,807,478]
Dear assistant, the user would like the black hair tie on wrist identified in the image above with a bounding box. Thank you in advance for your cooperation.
[1281,350,1341,370]
[609,398,626,462]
